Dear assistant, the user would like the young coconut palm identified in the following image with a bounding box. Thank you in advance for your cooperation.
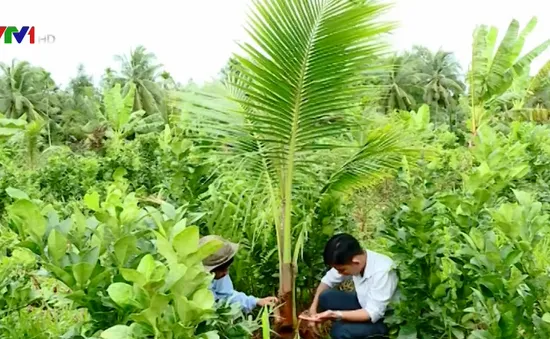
[183,0,423,330]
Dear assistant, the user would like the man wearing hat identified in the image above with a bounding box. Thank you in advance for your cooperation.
[200,235,278,313]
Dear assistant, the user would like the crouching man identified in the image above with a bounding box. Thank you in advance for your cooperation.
[301,233,397,339]
[200,235,278,313]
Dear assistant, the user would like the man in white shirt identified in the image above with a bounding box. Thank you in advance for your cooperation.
[300,233,397,338]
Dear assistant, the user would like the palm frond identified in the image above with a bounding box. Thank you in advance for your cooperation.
[321,123,424,194]
[230,0,394,161]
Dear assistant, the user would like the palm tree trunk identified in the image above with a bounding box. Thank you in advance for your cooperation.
[277,172,295,331]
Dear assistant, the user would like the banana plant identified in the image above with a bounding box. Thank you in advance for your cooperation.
[504,60,550,122]
[0,114,25,140]
[467,17,550,140]
[183,0,422,330]
[83,83,163,149]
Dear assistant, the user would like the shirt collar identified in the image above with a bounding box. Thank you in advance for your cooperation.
[362,250,374,279]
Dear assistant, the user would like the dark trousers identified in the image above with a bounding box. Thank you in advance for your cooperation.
[318,289,389,339]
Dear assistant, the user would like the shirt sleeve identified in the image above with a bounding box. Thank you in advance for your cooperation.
[212,275,258,313]
[363,269,398,323]
[320,268,349,288]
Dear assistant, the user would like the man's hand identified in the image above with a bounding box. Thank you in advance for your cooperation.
[314,310,340,321]
[299,310,340,323]
[257,296,278,307]
[299,309,322,335]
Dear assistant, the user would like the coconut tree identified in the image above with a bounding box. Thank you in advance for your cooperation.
[54,65,103,141]
[184,0,423,331]
[413,47,465,126]
[113,46,166,118]
[0,60,57,121]
[380,54,422,114]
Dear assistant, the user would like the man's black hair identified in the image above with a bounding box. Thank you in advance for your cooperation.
[212,257,234,272]
[323,233,364,266]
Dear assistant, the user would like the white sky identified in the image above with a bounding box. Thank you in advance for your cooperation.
[1,0,549,87]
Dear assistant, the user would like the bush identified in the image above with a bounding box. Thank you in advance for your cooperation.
[381,125,550,338]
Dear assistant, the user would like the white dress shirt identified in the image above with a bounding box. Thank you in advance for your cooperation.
[320,250,398,323]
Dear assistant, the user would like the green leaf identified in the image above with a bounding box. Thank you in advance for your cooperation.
[192,288,215,309]
[47,229,67,261]
[89,269,113,290]
[145,206,164,231]
[161,202,177,220]
[72,262,95,287]
[0,118,25,139]
[171,218,188,240]
[5,187,30,200]
[324,126,421,194]
[80,246,100,265]
[113,167,128,181]
[498,310,516,337]
[469,228,485,251]
[175,296,195,324]
[261,307,270,339]
[171,266,209,298]
[468,330,491,339]
[120,268,145,287]
[199,332,220,339]
[164,263,188,291]
[8,199,46,240]
[173,226,200,259]
[120,193,141,225]
[100,325,134,339]
[72,208,88,237]
[84,191,100,211]
[137,254,156,281]
[133,284,150,308]
[451,327,465,339]
[130,293,171,331]
[432,284,447,299]
[43,263,76,288]
[504,250,523,266]
[148,264,167,286]
[397,324,417,339]
[512,189,533,206]
[108,282,134,307]
[154,231,178,264]
[542,313,550,323]
[114,235,137,266]
[149,293,170,313]
[119,83,135,130]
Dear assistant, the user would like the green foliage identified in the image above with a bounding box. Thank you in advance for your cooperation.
[0,226,84,338]
[0,5,549,338]
[3,179,258,338]
[382,123,550,338]
[0,115,26,139]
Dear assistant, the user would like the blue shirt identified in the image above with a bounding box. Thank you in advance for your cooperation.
[209,275,258,313]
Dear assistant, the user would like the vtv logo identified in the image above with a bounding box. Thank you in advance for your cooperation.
[0,26,35,44]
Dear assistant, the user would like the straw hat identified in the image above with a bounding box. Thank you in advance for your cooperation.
[200,235,239,271]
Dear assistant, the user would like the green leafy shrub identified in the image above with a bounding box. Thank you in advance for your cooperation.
[0,227,82,338]
[382,124,550,338]
[4,177,259,338]
[32,149,102,203]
